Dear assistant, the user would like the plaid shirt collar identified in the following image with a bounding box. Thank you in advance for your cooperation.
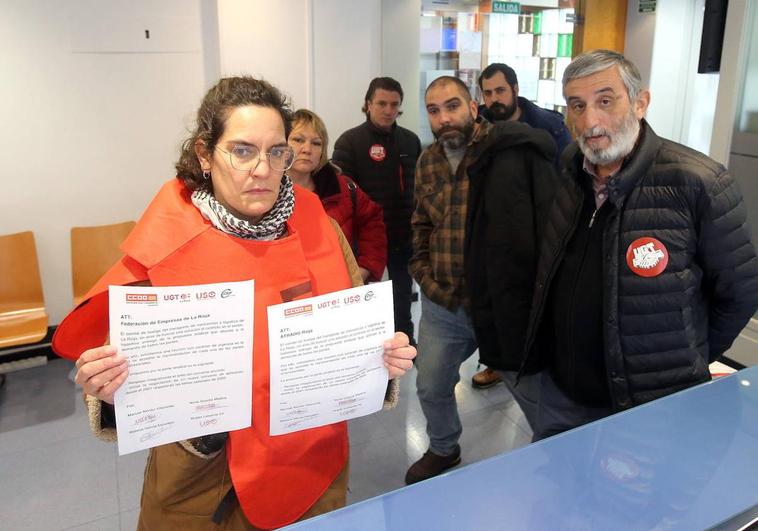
[427,117,492,174]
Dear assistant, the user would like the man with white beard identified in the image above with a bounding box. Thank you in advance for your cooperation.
[520,49,758,441]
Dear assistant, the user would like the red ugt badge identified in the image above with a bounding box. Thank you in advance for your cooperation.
[626,237,669,277]
[369,144,386,162]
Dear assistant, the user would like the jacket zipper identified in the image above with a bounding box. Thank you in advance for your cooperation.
[600,208,622,411]
[588,208,598,228]
[566,203,597,396]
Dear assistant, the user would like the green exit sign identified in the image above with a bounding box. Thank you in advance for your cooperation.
[492,1,520,14]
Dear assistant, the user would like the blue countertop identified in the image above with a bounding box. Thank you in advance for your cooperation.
[286,367,758,530]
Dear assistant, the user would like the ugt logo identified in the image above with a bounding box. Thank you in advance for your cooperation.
[626,237,669,278]
[632,243,665,270]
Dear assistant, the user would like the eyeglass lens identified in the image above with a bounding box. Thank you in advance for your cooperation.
[225,145,294,171]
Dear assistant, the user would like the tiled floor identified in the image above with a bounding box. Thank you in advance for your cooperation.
[0,304,531,530]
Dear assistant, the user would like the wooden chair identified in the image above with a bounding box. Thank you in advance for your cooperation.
[71,221,135,306]
[0,231,49,348]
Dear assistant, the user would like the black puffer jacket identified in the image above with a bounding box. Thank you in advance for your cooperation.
[523,121,758,409]
[465,121,557,371]
[332,120,421,249]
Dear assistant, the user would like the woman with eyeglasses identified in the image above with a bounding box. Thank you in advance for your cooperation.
[52,77,416,530]
[287,109,387,283]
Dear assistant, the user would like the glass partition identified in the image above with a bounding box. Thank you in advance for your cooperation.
[737,3,758,133]
[418,2,575,144]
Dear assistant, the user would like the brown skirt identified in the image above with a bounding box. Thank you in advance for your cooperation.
[136,443,348,530]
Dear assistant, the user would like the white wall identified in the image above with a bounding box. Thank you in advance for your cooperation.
[3,0,421,326]
[312,0,382,145]
[711,0,751,165]
[624,0,719,155]
[214,0,422,158]
[647,1,698,142]
[382,0,423,135]
[623,3,656,89]
[0,0,209,324]
[216,0,310,108]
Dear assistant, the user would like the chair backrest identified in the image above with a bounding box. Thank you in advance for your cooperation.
[0,231,48,347]
[71,221,135,306]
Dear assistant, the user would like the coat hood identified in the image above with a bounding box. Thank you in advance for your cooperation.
[468,120,556,178]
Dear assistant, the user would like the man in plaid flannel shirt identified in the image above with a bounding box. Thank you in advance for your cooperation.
[406,76,553,485]
[405,76,490,485]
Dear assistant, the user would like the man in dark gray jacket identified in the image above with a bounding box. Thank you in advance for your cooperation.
[523,49,758,441]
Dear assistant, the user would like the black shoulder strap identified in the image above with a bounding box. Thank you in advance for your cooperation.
[344,177,359,257]
[346,178,357,211]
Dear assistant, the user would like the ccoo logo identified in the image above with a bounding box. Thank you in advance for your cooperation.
[125,293,157,303]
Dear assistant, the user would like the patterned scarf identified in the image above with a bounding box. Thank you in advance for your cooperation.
[191,175,295,241]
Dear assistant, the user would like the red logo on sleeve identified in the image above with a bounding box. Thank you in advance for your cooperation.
[626,237,669,277]
[369,144,386,162]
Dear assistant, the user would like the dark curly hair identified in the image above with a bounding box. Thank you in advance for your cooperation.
[478,63,518,91]
[175,76,294,191]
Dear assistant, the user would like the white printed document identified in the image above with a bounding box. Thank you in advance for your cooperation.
[268,281,394,435]
[109,280,254,455]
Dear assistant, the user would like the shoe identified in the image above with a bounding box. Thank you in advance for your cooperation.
[471,367,502,389]
[405,445,461,485]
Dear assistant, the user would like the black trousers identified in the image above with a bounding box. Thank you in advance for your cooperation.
[387,245,414,343]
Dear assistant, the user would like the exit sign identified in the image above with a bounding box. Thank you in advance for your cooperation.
[492,1,520,15]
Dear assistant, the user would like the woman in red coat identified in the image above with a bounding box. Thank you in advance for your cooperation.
[288,109,387,283]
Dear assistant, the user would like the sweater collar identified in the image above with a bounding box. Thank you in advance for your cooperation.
[365,117,397,136]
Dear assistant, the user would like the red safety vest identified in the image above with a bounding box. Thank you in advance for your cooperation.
[53,179,352,528]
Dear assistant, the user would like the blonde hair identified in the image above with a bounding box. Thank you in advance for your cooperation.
[291,108,329,171]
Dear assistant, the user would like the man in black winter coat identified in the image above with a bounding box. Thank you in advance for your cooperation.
[524,49,758,441]
[464,119,558,429]
[333,77,422,344]
[471,62,572,390]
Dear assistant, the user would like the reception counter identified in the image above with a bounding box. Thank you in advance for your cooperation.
[286,366,758,530]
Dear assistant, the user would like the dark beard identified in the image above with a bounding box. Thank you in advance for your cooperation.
[434,121,474,150]
[486,101,517,122]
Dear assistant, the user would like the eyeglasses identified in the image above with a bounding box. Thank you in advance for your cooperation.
[216,144,295,172]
